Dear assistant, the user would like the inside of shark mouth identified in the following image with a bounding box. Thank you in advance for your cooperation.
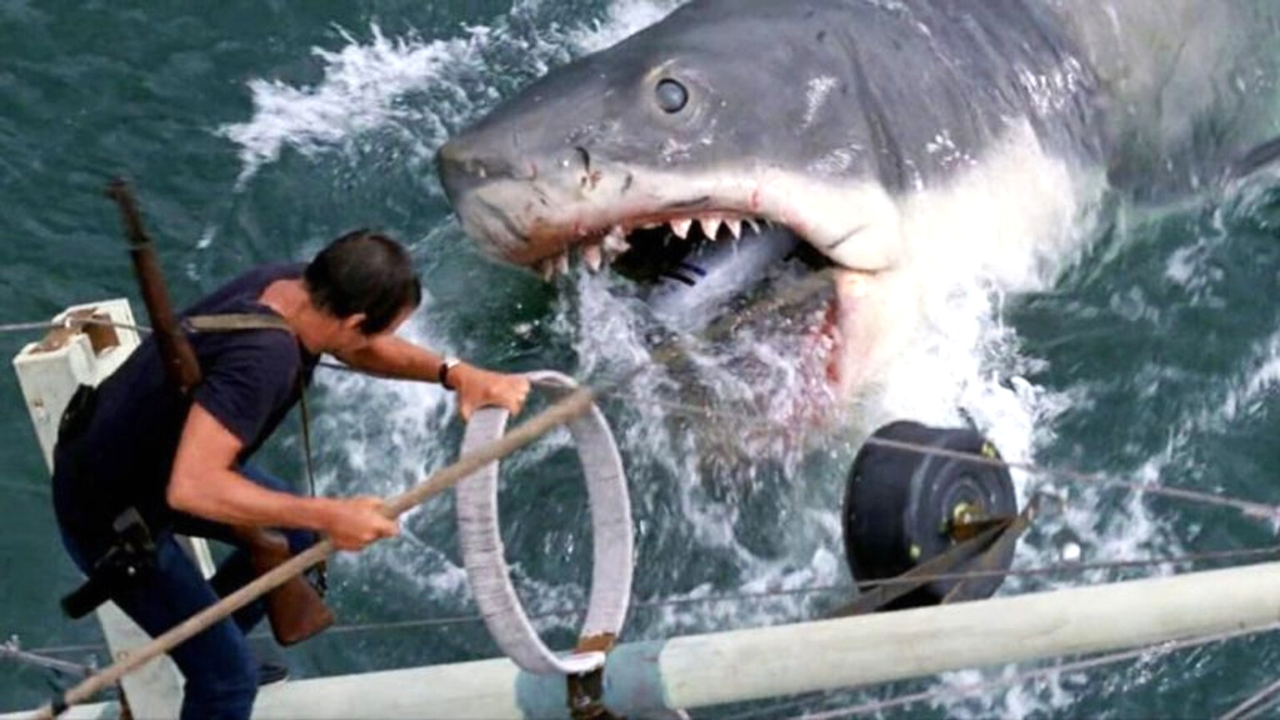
[558,213,847,419]
[533,211,817,308]
[612,218,832,324]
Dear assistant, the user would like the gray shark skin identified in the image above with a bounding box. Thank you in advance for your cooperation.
[436,0,1105,273]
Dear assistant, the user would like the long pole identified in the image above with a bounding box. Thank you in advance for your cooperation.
[32,385,599,720]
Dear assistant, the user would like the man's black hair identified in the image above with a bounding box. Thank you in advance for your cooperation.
[304,230,423,334]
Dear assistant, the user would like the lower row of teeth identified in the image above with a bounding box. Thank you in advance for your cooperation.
[539,215,773,280]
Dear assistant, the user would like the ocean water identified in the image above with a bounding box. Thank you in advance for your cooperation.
[1,1,1279,717]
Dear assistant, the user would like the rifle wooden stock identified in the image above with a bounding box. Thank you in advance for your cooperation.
[233,526,334,646]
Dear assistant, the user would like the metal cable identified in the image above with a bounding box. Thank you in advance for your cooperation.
[0,318,152,336]
[865,435,1280,521]
[12,306,1278,518]
[14,545,1279,660]
[75,318,151,333]
[5,288,1276,523]
[12,311,1269,523]
[1220,676,1280,720]
[795,622,1280,719]
[0,321,80,335]
[18,643,103,657]
[0,641,95,678]
[10,266,1279,708]
[610,392,1280,522]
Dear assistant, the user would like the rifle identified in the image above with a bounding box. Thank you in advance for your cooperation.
[104,179,334,646]
[231,527,334,646]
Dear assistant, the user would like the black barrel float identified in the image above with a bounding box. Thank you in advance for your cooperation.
[842,421,1018,609]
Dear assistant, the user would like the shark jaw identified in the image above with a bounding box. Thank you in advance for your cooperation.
[438,114,1105,414]
[439,156,906,398]
[443,159,905,281]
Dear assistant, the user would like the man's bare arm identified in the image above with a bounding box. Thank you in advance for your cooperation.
[167,403,397,550]
[337,335,531,420]
[336,334,446,383]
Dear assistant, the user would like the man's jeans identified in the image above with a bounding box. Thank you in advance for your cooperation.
[55,465,315,720]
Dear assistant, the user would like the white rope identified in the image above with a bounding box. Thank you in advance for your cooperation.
[457,370,633,676]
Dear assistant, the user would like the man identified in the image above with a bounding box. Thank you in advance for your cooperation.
[51,230,530,719]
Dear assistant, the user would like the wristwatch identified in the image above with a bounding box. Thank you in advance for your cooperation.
[438,356,462,390]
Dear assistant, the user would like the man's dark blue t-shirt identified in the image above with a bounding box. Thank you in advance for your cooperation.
[53,263,319,535]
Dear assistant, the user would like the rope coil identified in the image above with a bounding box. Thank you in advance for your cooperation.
[457,371,633,676]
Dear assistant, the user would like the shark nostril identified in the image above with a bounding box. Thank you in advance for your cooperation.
[436,141,494,203]
[572,146,601,190]
[574,146,592,172]
[437,139,471,168]
[437,139,521,190]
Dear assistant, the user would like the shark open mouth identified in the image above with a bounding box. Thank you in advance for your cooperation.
[613,217,815,281]
[529,204,847,405]
[525,205,834,317]
[455,190,854,398]
[528,210,817,282]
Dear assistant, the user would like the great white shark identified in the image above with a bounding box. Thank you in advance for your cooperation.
[435,0,1279,395]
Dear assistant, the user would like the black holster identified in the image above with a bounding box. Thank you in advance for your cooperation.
[61,507,156,619]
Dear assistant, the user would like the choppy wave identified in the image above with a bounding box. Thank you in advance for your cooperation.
[217,0,682,185]
[219,25,474,184]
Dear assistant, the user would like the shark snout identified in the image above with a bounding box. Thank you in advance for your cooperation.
[436,137,510,207]
[438,135,597,201]
[437,132,608,262]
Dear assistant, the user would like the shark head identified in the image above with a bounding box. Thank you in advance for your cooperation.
[436,0,1106,397]
[436,0,907,279]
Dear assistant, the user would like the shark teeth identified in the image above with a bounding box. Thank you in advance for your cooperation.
[539,215,778,280]
[603,226,630,257]
[539,250,574,281]
[698,216,723,240]
[582,243,603,272]
[659,214,776,243]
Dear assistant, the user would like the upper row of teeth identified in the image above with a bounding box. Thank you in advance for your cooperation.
[539,215,774,280]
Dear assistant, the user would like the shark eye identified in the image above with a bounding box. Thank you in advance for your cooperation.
[655,79,688,114]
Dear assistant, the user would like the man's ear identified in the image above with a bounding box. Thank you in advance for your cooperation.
[342,313,367,333]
